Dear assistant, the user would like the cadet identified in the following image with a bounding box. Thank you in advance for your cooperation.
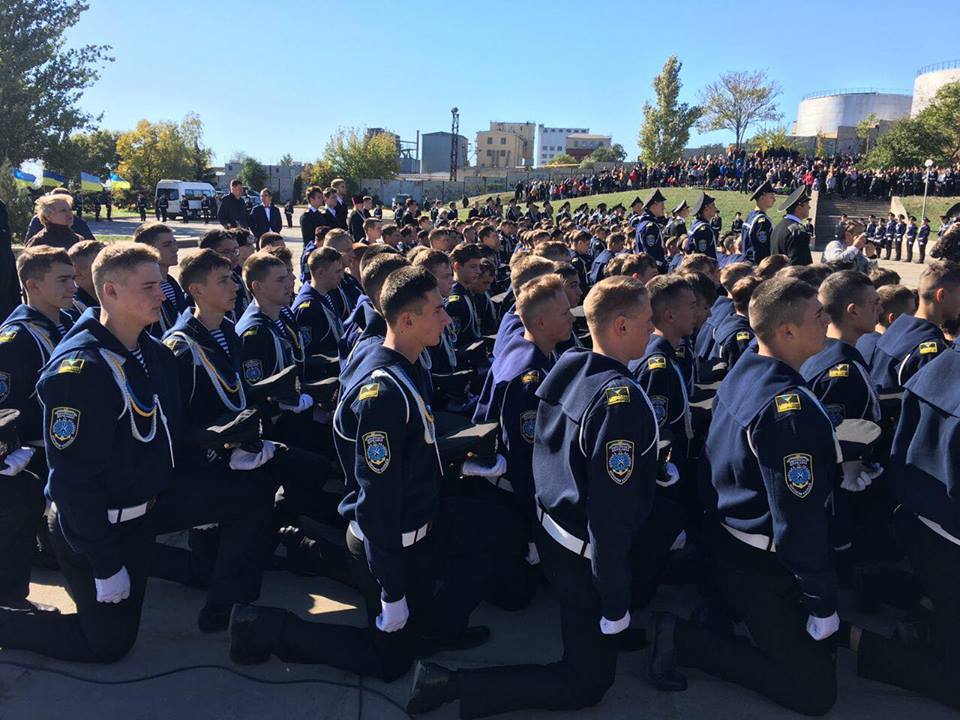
[200,195,211,223]
[589,232,625,285]
[627,195,644,227]
[855,284,916,368]
[230,267,490,679]
[0,243,270,660]
[869,260,960,393]
[730,211,744,237]
[712,275,761,370]
[694,262,753,371]
[904,216,918,262]
[199,228,250,321]
[684,192,718,259]
[742,180,776,263]
[136,193,147,222]
[568,230,592,291]
[883,213,897,260]
[634,189,668,273]
[132,222,189,337]
[653,277,840,716]
[770,186,813,266]
[407,276,662,717]
[319,229,361,322]
[444,243,484,352]
[293,247,344,360]
[894,214,907,261]
[915,217,930,264]
[709,209,722,237]
[491,256,557,358]
[665,200,689,240]
[157,193,169,222]
[66,240,105,321]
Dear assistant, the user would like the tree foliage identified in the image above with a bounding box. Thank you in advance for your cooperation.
[589,144,628,163]
[865,82,960,168]
[115,113,212,192]
[43,128,119,184]
[638,56,702,164]
[0,0,113,165]
[545,153,577,166]
[322,129,399,187]
[747,125,800,153]
[697,70,782,151]
[300,159,336,190]
[0,161,36,243]
[239,157,267,192]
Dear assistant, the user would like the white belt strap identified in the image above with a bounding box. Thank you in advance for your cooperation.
[537,507,593,560]
[52,501,151,525]
[722,522,777,552]
[918,515,960,548]
[349,520,431,548]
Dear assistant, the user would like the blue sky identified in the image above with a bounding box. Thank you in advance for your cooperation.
[69,0,956,166]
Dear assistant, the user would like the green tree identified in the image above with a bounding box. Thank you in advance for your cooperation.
[300,159,336,190]
[322,129,399,187]
[115,115,206,192]
[0,161,36,243]
[43,128,120,184]
[815,130,826,158]
[278,153,295,167]
[638,56,702,164]
[865,82,960,168]
[545,153,577,166]
[589,144,627,163]
[747,125,799,153]
[0,0,113,165]
[697,70,782,151]
[239,157,267,192]
[856,113,880,142]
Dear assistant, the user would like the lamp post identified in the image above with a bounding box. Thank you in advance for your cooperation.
[921,158,934,225]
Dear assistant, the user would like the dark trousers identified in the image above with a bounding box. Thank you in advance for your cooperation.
[0,468,272,662]
[674,521,837,716]
[285,212,293,228]
[894,236,904,261]
[882,236,892,259]
[267,496,490,681]
[857,509,960,709]
[0,469,46,600]
[455,524,619,719]
[138,208,146,222]
[917,242,927,263]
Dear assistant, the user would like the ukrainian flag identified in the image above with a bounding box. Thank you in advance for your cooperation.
[108,172,131,190]
[80,172,103,192]
[42,170,67,188]
[11,169,36,188]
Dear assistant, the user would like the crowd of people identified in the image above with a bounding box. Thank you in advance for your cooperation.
[1,175,960,717]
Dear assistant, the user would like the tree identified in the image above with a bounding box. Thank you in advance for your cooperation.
[856,113,880,142]
[44,128,120,183]
[697,70,782,151]
[322,129,399,187]
[638,56,702,164]
[588,144,627,163]
[0,0,113,166]
[300,159,336,190]
[747,125,800,153]
[115,115,206,192]
[546,154,577,166]
[278,153,295,167]
[0,161,36,243]
[865,82,960,168]
[239,157,267,192]
[815,131,826,159]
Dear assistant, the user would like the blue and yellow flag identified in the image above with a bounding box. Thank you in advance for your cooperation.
[108,172,131,190]
[42,170,67,188]
[80,172,103,192]
[11,169,36,188]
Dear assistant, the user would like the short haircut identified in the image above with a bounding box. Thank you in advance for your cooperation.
[411,249,451,274]
[555,263,578,280]
[322,187,337,199]
[179,248,232,292]
[730,275,763,314]
[776,264,829,288]
[748,277,818,342]
[67,239,106,263]
[680,271,718,306]
[869,267,901,288]
[647,275,694,324]
[618,253,657,278]
[242,251,286,289]
[918,260,960,302]
[34,193,72,224]
[91,242,160,298]
[381,224,399,239]
[607,232,625,249]
[584,275,649,335]
[259,188,272,197]
[230,179,243,188]
[450,242,483,265]
[313,226,331,243]
[264,245,293,269]
[306,185,323,201]
[198,228,235,250]
[258,231,284,249]
[511,255,557,292]
[535,241,571,262]
[381,266,438,325]
[308,246,342,275]
[358,243,400,274]
[877,284,917,326]
[132,221,174,246]
[718,262,754,292]
[361,254,410,301]
[679,254,719,276]
[363,217,381,231]
[755,254,790,279]
[477,226,496,241]
[516,274,565,328]
[16,245,72,284]
[818,270,874,324]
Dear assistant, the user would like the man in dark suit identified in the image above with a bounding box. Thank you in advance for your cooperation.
[317,187,340,230]
[770,186,813,266]
[248,188,283,240]
[331,178,349,229]
[217,178,250,228]
[299,185,325,246]
[347,196,366,242]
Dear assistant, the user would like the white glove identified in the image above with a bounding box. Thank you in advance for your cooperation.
[279,393,314,414]
[525,541,541,566]
[0,447,35,477]
[806,611,840,641]
[95,566,131,604]
[599,610,631,635]
[670,530,688,551]
[863,462,884,481]
[461,453,507,478]
[657,462,680,487]
[376,596,409,633]
[229,440,278,470]
[840,461,871,492]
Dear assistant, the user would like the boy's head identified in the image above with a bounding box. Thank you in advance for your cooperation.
[876,284,917,328]
[584,275,653,360]
[67,240,105,294]
[516,274,573,347]
[179,249,235,315]
[818,270,879,335]
[242,251,290,306]
[16,246,76,310]
[132,221,178,270]
[647,275,698,337]
[749,277,826,362]
[308,247,344,293]
[380,266,447,349]
[361,254,410,311]
[91,242,163,326]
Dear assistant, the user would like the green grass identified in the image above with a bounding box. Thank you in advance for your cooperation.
[900,196,960,222]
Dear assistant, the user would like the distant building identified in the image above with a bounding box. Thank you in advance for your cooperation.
[421,131,469,175]
[537,125,588,166]
[476,121,535,168]
[564,133,612,161]
[217,161,305,201]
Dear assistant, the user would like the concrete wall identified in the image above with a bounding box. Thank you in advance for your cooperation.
[912,66,960,115]
[795,92,912,136]
[217,162,305,201]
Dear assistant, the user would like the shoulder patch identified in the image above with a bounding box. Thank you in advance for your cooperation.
[362,431,391,474]
[647,355,667,370]
[520,410,537,443]
[735,331,752,342]
[0,371,9,404]
[521,370,541,385]
[447,295,461,303]
[49,407,80,450]
[606,440,635,484]
[650,395,668,425]
[0,328,18,344]
[775,393,801,414]
[243,327,259,337]
[605,386,631,405]
[919,341,939,355]
[298,300,311,309]
[828,363,849,378]
[58,358,84,374]
[784,453,814,498]
[358,382,380,401]
[242,359,263,383]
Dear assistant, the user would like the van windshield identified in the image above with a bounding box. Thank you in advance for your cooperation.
[157,188,179,201]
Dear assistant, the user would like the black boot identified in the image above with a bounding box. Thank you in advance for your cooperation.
[648,612,687,691]
[228,604,288,664]
[406,661,458,715]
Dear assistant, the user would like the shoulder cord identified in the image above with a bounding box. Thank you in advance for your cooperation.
[167,332,245,412]
[4,321,54,400]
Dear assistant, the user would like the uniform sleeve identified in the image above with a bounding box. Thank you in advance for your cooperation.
[900,341,948,387]
[750,403,838,617]
[583,389,659,620]
[500,374,542,507]
[162,336,195,409]
[237,325,276,386]
[0,332,39,418]
[39,361,125,579]
[444,296,472,346]
[294,302,330,356]
[635,358,676,431]
[352,382,408,602]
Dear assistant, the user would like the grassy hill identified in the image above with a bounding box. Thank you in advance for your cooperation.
[900,196,960,222]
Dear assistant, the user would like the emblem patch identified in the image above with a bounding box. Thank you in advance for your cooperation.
[784,453,814,498]
[242,359,263,383]
[647,355,667,370]
[775,393,801,414]
[919,341,939,355]
[757,231,768,244]
[606,440,635,484]
[358,382,380,401]
[521,370,541,385]
[58,358,84,374]
[645,234,657,247]
[650,395,669,425]
[520,410,537,443]
[447,295,461,303]
[736,331,752,342]
[0,371,9,403]
[242,327,259,337]
[0,328,17,344]
[605,386,631,405]
[300,326,312,346]
[298,300,311,309]
[825,404,845,426]
[49,407,80,450]
[362,431,391,474]
[828,364,849,378]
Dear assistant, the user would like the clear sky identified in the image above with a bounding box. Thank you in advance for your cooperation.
[68,0,957,166]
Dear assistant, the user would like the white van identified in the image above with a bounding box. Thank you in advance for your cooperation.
[155,180,216,219]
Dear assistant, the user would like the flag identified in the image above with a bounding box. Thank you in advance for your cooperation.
[80,172,103,192]
[42,170,67,188]
[11,168,36,188]
[108,172,131,190]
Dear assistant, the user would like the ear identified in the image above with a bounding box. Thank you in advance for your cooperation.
[935,287,947,304]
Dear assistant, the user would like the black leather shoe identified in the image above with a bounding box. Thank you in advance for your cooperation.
[418,625,490,656]
[198,604,231,633]
[406,661,456,715]
[228,604,287,664]
[649,612,687,691]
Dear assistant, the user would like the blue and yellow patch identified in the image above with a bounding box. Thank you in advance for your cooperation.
[606,440,635,484]
[0,371,9,404]
[775,393,801,414]
[0,328,17,344]
[58,358,84,374]
[243,327,259,337]
[358,382,380,401]
[605,386,631,405]
[520,410,536,443]
[828,364,849,378]
[919,341,939,355]
[49,407,80,450]
[298,300,311,309]
[650,395,668,425]
[362,431,391,474]
[242,359,263,383]
[647,355,667,370]
[784,453,813,498]
[521,370,541,385]
[736,331,751,342]
[447,295,461,303]
[825,404,845,427]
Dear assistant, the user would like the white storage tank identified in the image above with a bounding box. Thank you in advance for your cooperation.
[912,60,960,115]
[794,89,913,136]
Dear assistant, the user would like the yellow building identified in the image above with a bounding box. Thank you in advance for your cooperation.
[476,121,535,168]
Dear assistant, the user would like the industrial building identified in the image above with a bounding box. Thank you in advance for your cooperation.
[476,121,535,168]
[912,60,960,115]
[421,131,468,175]
[793,89,912,136]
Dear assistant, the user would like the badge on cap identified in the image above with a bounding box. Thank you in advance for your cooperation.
[919,341,939,355]
[650,395,668,425]
[647,355,667,370]
[49,407,80,450]
[362,431,391,474]
[242,359,263,383]
[775,393,801,414]
[606,440,635,484]
[0,371,9,404]
[828,364,849,378]
[605,386,631,405]
[520,410,536,443]
[784,453,813,498]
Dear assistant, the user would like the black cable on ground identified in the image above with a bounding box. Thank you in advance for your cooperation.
[0,660,410,719]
